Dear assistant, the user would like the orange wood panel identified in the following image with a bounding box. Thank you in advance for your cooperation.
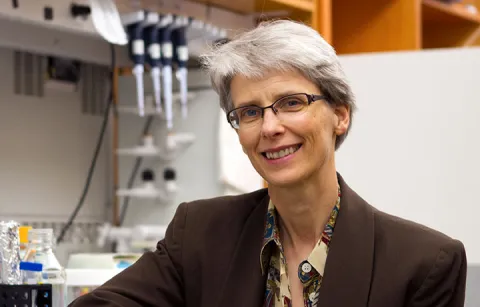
[422,0,480,24]
[423,22,480,48]
[254,0,313,25]
[255,0,313,12]
[312,0,332,44]
[422,0,480,48]
[267,0,314,12]
[332,0,421,54]
[195,0,256,13]
[466,26,480,46]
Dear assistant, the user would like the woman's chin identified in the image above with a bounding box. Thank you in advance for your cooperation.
[264,172,306,188]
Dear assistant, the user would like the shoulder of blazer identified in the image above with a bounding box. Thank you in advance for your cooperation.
[176,188,270,243]
[184,188,269,220]
[371,206,464,289]
[373,207,458,250]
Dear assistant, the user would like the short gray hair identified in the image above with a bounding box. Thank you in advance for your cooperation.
[200,20,356,150]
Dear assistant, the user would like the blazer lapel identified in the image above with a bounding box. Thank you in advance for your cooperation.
[317,174,375,306]
[215,191,270,307]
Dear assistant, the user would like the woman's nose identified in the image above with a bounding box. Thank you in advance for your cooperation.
[260,109,284,137]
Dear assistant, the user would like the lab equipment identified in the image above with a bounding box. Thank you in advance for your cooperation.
[19,261,43,284]
[116,134,161,157]
[186,19,228,58]
[163,167,177,194]
[159,14,175,129]
[24,228,66,307]
[97,224,167,253]
[122,11,147,116]
[0,221,21,285]
[166,132,195,153]
[19,225,31,260]
[116,167,178,201]
[65,255,136,303]
[88,0,128,45]
[117,169,161,199]
[172,16,190,119]
[117,132,195,161]
[0,284,52,307]
[144,12,163,114]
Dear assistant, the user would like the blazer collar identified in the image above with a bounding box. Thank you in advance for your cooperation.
[317,173,375,306]
[215,190,270,307]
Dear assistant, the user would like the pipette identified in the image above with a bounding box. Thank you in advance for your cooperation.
[159,14,175,130]
[172,16,190,119]
[143,12,162,113]
[122,11,147,116]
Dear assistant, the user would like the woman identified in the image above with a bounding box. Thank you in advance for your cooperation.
[70,20,466,307]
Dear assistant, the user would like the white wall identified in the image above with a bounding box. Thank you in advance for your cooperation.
[336,47,480,264]
[0,47,110,222]
[0,47,110,263]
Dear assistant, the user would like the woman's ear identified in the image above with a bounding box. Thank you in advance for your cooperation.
[334,104,350,136]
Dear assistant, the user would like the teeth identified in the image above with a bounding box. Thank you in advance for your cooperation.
[265,146,299,160]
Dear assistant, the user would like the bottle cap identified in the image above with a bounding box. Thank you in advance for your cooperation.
[19,226,32,244]
[20,261,43,272]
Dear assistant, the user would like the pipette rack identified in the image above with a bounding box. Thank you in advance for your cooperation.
[0,284,52,307]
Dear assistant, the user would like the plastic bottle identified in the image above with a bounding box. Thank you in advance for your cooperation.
[24,228,66,307]
[19,261,43,284]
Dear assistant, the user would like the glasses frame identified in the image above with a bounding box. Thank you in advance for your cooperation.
[226,93,328,129]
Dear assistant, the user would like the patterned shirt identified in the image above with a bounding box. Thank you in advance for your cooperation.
[260,187,341,307]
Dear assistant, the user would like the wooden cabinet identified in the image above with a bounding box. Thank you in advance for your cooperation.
[191,0,480,54]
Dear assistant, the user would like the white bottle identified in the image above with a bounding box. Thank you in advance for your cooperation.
[24,229,66,307]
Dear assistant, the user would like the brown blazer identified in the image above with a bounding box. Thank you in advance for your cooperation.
[70,175,467,307]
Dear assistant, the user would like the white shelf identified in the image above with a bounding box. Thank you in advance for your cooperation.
[116,147,181,162]
[116,146,162,157]
[116,133,196,159]
[66,268,122,287]
[117,105,164,116]
[116,188,163,199]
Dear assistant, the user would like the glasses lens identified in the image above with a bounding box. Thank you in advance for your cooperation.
[229,106,262,129]
[275,94,309,112]
[227,110,239,128]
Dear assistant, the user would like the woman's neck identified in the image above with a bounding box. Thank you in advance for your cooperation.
[268,165,339,251]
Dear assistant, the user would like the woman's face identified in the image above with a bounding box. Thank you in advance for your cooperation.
[230,70,349,187]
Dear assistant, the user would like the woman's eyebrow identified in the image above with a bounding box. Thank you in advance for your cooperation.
[234,90,302,108]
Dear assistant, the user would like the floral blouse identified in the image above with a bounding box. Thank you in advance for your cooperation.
[260,187,341,307]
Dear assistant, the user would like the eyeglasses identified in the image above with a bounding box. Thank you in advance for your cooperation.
[227,93,327,130]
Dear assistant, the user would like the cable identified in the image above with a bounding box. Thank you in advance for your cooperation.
[118,115,154,226]
[56,44,116,244]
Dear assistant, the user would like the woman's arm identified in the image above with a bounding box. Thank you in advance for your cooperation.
[69,203,188,307]
[407,239,467,307]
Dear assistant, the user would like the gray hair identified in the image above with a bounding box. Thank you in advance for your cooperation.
[200,19,356,150]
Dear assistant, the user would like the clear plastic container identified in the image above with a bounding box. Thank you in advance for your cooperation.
[19,261,43,284]
[24,228,66,307]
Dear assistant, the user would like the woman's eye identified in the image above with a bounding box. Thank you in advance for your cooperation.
[279,99,303,108]
[242,108,259,117]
